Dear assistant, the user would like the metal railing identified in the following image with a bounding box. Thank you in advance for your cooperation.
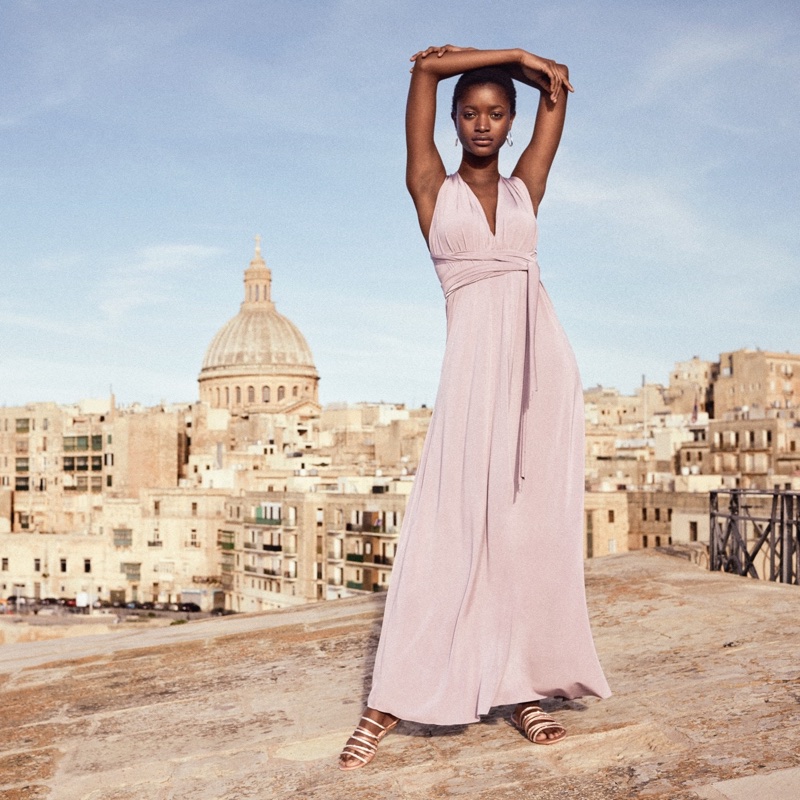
[710,489,799,585]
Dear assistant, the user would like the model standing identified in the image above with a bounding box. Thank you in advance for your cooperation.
[339,45,610,770]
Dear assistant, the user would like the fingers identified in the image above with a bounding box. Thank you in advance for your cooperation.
[409,44,456,61]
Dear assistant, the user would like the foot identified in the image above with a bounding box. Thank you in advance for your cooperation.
[511,702,566,744]
[338,707,399,770]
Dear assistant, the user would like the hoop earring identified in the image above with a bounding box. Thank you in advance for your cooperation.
[454,136,459,147]
[506,132,513,147]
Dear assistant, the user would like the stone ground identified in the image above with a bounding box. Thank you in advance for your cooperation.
[1,550,799,800]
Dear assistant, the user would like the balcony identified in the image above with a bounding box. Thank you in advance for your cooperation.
[244,565,258,574]
[263,544,282,552]
[346,553,364,563]
[327,551,344,561]
[262,568,281,577]
[346,580,364,590]
[283,572,298,580]
[366,554,394,566]
[247,516,282,526]
[218,541,235,551]
[147,541,163,548]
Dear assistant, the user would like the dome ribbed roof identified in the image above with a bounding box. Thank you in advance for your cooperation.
[201,308,315,370]
[199,238,316,376]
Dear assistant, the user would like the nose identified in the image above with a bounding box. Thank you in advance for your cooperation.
[475,115,490,131]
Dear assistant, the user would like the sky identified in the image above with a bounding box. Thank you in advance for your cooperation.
[1,0,798,408]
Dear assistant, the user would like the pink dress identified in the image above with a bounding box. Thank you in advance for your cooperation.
[368,173,611,725]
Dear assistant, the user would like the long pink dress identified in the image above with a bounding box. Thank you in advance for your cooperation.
[368,173,611,725]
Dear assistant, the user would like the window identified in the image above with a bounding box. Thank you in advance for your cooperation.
[15,418,30,433]
[191,502,198,516]
[19,513,30,530]
[608,509,615,523]
[262,385,270,403]
[76,456,89,471]
[608,539,617,554]
[91,456,102,471]
[667,508,673,522]
[60,558,67,573]
[113,528,133,547]
[225,387,230,405]
[106,474,113,487]
[642,508,647,521]
[43,418,49,431]
[15,476,29,491]
[689,521,698,542]
[215,387,220,406]
[247,386,255,403]
[15,458,29,473]
[154,500,160,516]
[120,562,141,581]
[292,385,298,397]
[107,434,113,445]
[655,508,661,521]
[91,435,102,451]
[84,559,91,573]
[235,386,242,404]
[278,386,285,401]
[34,558,41,572]
[1,558,7,571]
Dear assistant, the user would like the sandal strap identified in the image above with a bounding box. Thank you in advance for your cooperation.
[518,706,565,741]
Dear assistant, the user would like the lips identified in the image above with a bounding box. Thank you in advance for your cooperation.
[472,138,493,146]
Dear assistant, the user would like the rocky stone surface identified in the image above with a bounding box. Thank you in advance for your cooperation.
[1,551,799,799]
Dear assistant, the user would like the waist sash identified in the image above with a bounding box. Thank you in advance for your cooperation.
[431,249,540,483]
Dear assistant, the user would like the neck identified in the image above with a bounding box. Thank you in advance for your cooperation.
[458,152,501,185]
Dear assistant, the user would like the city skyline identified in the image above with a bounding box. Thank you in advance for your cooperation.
[2,1,798,408]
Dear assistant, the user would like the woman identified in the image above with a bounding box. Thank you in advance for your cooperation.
[339,45,611,771]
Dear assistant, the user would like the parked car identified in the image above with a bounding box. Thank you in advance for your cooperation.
[178,602,201,613]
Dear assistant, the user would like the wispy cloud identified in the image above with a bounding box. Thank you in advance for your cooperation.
[96,244,224,325]
[634,25,776,105]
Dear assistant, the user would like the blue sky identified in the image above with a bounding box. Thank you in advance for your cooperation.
[1,0,798,407]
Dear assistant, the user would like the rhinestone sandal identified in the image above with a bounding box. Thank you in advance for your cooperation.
[512,704,566,745]
[338,713,399,770]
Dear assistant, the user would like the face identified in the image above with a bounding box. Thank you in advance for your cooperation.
[453,83,514,157]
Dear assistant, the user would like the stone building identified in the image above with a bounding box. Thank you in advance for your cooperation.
[713,349,800,418]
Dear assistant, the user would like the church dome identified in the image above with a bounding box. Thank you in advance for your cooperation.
[202,305,314,370]
[198,239,320,413]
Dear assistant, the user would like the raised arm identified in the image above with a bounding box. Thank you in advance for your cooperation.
[508,57,572,215]
[406,47,572,238]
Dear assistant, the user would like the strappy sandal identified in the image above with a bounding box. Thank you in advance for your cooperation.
[512,704,566,745]
[338,714,399,771]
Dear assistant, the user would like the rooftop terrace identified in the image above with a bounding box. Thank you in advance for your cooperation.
[1,551,799,800]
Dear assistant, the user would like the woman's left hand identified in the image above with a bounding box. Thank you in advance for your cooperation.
[409,44,475,71]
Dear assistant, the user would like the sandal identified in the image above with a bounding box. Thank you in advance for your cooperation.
[512,704,566,745]
[338,713,399,770]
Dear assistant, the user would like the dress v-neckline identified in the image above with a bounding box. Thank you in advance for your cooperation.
[457,172,501,238]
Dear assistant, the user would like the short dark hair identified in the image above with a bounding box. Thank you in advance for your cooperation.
[451,67,517,117]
